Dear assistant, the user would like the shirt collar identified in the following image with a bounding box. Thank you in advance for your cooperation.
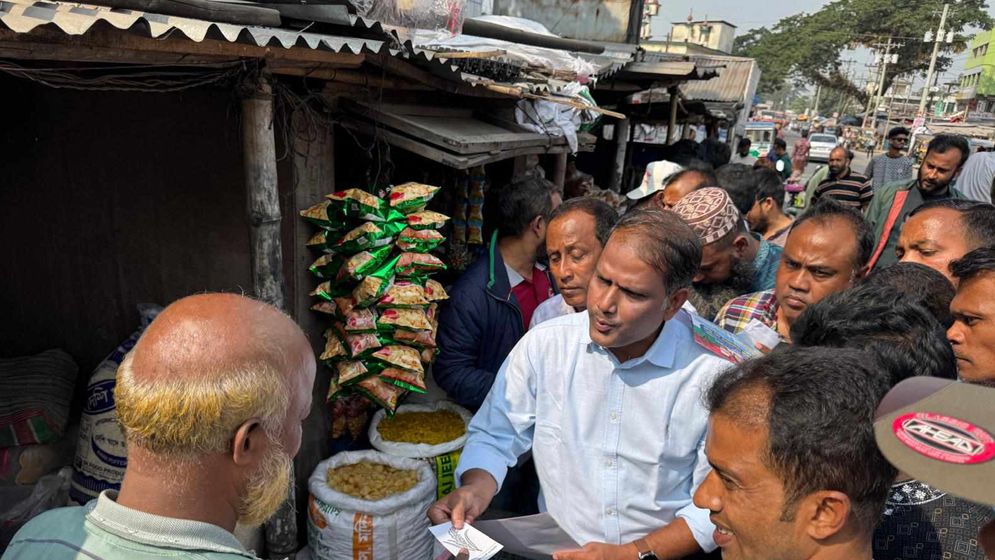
[751,233,772,268]
[86,491,253,558]
[505,262,546,288]
[580,310,682,369]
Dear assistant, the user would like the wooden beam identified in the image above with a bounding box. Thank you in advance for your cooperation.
[269,64,422,89]
[609,117,630,192]
[364,52,508,98]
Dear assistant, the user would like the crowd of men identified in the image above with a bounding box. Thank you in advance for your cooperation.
[4,132,994,560]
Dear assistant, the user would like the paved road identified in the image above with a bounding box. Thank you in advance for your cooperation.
[782,128,875,182]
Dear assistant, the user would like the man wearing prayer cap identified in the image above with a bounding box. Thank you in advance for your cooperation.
[672,187,783,320]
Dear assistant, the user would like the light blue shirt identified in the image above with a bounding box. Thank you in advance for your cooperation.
[457,309,732,551]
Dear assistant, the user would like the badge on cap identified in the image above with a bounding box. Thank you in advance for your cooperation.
[892,412,995,465]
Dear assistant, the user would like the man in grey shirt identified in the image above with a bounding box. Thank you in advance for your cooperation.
[952,149,995,203]
[865,126,914,189]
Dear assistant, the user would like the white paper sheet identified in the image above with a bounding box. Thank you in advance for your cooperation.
[429,522,503,560]
[473,513,580,560]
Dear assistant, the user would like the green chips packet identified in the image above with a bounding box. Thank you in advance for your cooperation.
[396,252,447,277]
[405,210,450,231]
[388,182,440,215]
[396,227,445,253]
[352,255,399,307]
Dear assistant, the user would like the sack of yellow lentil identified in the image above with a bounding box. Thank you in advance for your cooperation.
[307,450,435,560]
[368,402,472,500]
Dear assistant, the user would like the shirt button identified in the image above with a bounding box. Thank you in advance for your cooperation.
[610,412,619,422]
[606,508,616,516]
[605,459,613,468]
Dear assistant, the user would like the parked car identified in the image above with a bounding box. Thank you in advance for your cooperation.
[808,133,838,163]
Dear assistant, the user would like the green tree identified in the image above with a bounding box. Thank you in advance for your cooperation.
[734,0,991,105]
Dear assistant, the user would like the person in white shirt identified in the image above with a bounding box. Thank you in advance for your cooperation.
[730,138,756,166]
[429,209,738,560]
[530,198,619,329]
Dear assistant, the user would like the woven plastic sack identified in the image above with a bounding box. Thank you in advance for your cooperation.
[307,450,435,560]
[368,402,471,499]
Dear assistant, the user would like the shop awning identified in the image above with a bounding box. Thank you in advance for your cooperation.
[341,99,594,169]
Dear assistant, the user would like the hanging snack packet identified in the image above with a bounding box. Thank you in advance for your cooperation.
[424,279,449,302]
[396,252,447,276]
[342,308,377,333]
[306,230,330,250]
[326,374,346,402]
[331,222,396,255]
[376,281,430,309]
[344,245,393,280]
[336,360,377,386]
[300,201,349,231]
[355,376,403,414]
[353,256,399,307]
[309,253,347,280]
[372,345,424,374]
[426,303,439,323]
[311,301,337,315]
[406,210,450,231]
[388,182,440,214]
[420,347,437,364]
[311,281,351,302]
[319,329,347,362]
[325,189,387,222]
[380,367,427,394]
[393,328,436,349]
[334,323,383,358]
[396,227,445,253]
[333,296,358,317]
[378,308,434,332]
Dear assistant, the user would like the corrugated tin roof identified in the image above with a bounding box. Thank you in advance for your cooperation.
[680,55,757,103]
[0,0,395,55]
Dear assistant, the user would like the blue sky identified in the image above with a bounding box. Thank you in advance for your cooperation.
[648,0,995,85]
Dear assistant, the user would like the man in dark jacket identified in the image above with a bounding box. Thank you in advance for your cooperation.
[435,175,559,410]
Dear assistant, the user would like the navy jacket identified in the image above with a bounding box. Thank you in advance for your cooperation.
[434,241,553,410]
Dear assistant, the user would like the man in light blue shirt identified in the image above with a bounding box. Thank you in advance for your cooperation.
[429,209,736,560]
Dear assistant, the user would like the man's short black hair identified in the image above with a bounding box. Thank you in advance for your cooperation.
[668,163,718,192]
[611,208,701,292]
[494,175,554,239]
[791,283,957,385]
[926,134,971,168]
[910,199,995,250]
[737,138,752,150]
[548,197,618,247]
[865,262,955,327]
[706,347,897,532]
[714,163,757,214]
[754,167,785,205]
[950,246,995,283]
[774,138,787,150]
[792,198,874,268]
[701,138,732,169]
[887,126,910,139]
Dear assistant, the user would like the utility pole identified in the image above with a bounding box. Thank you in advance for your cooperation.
[873,36,895,129]
[812,84,822,117]
[919,3,951,117]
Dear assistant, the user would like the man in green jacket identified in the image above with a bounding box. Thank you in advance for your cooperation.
[866,134,970,270]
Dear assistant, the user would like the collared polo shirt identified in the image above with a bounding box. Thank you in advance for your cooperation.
[2,491,257,560]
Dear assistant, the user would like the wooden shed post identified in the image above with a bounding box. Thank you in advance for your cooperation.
[667,86,680,145]
[553,152,568,190]
[242,76,287,310]
[609,118,630,192]
[241,75,297,557]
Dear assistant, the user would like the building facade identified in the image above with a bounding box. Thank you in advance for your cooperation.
[669,20,737,54]
[958,30,995,117]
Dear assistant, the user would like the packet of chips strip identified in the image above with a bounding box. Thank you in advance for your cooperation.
[396,252,447,276]
[319,329,348,362]
[353,256,399,307]
[311,301,337,315]
[424,279,449,302]
[355,376,403,414]
[331,222,398,255]
[388,182,440,214]
[306,229,331,250]
[380,367,427,394]
[333,296,358,317]
[336,360,376,386]
[333,323,384,358]
[325,189,388,222]
[326,373,346,402]
[378,308,434,332]
[311,281,352,302]
[405,210,450,231]
[342,309,377,333]
[393,328,436,349]
[344,245,393,280]
[371,345,424,374]
[309,253,347,280]
[300,201,349,231]
[396,227,445,253]
[376,281,430,309]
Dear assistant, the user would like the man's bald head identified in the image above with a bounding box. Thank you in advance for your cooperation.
[116,293,314,457]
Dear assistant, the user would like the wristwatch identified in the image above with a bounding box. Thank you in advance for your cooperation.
[635,538,659,560]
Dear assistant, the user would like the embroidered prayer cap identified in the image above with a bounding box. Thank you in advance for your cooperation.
[671,187,741,245]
